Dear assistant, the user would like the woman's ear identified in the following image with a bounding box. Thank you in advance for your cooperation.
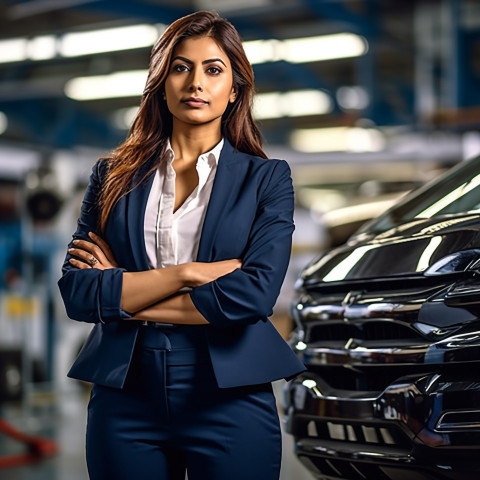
[229,87,237,103]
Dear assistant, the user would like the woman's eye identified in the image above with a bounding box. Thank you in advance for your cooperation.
[207,66,222,75]
[173,64,189,72]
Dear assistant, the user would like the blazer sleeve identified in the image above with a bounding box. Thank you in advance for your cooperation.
[190,159,294,328]
[57,160,130,324]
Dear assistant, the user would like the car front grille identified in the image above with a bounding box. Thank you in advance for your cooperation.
[308,320,422,343]
[293,417,416,479]
[306,364,434,391]
[297,454,432,480]
[296,417,412,449]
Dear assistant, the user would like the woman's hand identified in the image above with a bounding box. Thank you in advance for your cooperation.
[182,259,242,287]
[68,232,119,270]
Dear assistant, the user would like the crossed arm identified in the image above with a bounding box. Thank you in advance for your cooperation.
[60,158,294,328]
[68,231,241,325]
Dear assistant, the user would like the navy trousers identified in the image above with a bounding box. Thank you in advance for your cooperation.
[86,325,282,480]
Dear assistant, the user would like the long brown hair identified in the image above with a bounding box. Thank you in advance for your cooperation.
[98,10,266,233]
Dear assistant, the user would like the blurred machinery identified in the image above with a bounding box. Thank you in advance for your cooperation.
[0,155,67,396]
[0,158,62,469]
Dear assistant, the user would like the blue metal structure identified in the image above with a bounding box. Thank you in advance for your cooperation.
[0,0,433,150]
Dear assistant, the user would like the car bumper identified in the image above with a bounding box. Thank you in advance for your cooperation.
[284,370,480,480]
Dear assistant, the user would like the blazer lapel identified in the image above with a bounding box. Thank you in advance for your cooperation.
[196,140,243,262]
[124,140,242,267]
[126,162,156,270]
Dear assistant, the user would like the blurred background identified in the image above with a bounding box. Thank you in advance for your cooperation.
[0,0,479,478]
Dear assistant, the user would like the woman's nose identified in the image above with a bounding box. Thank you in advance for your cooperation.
[189,81,203,92]
[189,69,203,92]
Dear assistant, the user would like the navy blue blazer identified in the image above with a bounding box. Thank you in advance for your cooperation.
[58,139,305,389]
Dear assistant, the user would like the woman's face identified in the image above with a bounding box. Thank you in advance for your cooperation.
[164,36,236,131]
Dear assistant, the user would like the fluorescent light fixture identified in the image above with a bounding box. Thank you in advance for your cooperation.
[0,27,365,65]
[336,85,369,110]
[0,112,7,135]
[253,89,333,120]
[285,90,333,117]
[27,35,57,61]
[60,24,159,57]
[0,38,28,63]
[282,33,367,63]
[291,126,385,153]
[244,33,367,64]
[65,70,148,100]
[113,106,139,130]
[253,92,283,119]
[0,35,56,63]
[0,23,162,64]
[243,39,282,64]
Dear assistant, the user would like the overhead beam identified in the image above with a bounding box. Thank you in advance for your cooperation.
[6,0,102,20]
[302,0,379,35]
[0,97,122,149]
[76,0,191,24]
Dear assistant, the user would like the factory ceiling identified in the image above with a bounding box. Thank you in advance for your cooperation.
[0,0,479,152]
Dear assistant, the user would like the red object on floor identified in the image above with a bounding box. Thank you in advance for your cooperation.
[0,417,59,468]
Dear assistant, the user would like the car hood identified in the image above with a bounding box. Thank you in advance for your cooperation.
[301,213,480,285]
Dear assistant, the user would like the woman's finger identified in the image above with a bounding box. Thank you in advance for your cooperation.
[68,248,104,268]
[88,232,119,267]
[72,239,109,264]
[68,247,96,263]
[69,253,106,270]
[69,258,96,270]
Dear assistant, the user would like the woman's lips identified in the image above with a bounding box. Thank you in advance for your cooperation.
[182,98,208,107]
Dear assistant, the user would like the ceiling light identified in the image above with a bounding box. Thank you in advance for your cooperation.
[0,29,366,65]
[284,90,333,117]
[27,35,57,61]
[243,39,281,64]
[0,35,56,63]
[64,70,148,100]
[290,126,385,153]
[60,24,159,57]
[0,38,28,63]
[282,33,367,63]
[336,85,369,110]
[112,107,139,130]
[253,92,283,119]
[244,33,368,65]
[253,89,333,120]
[0,112,8,135]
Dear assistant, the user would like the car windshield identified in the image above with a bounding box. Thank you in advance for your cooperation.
[358,156,480,235]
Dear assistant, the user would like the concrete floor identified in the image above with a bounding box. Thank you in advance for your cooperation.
[0,381,315,480]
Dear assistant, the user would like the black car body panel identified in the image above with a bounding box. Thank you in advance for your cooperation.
[285,156,480,480]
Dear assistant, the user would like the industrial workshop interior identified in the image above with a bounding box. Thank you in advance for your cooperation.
[2,0,480,479]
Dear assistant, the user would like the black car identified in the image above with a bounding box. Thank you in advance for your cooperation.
[284,155,480,480]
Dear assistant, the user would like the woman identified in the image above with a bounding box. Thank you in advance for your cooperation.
[59,10,305,480]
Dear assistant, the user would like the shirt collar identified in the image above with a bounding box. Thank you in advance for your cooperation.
[165,138,224,168]
[198,138,223,168]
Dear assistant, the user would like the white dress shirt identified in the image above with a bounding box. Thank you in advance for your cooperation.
[144,139,223,269]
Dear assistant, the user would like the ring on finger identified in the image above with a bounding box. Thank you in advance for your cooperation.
[89,256,98,266]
